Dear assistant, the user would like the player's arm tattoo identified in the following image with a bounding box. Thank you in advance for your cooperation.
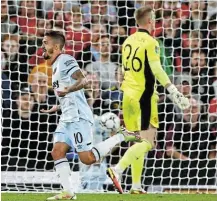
[68,69,88,92]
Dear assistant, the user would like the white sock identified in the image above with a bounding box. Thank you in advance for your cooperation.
[92,134,124,161]
[132,183,142,190]
[114,163,124,174]
[55,158,75,195]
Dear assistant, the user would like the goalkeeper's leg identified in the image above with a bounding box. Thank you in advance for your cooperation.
[130,154,146,193]
[107,126,156,193]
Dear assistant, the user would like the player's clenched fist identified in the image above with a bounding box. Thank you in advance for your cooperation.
[56,87,69,97]
[167,84,190,110]
[40,105,60,113]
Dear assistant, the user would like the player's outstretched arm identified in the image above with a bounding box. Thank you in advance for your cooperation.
[147,41,190,110]
[40,105,60,113]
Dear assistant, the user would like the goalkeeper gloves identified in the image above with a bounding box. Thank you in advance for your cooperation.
[167,84,190,110]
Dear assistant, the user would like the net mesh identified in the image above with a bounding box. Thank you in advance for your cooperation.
[1,0,217,193]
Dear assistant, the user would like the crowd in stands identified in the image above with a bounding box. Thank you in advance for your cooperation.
[1,0,217,189]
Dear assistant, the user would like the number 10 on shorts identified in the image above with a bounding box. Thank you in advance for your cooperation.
[74,132,83,144]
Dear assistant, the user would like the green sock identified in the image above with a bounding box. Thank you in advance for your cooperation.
[131,155,144,188]
[117,140,152,172]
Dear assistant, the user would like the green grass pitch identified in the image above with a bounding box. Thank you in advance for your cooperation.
[1,193,217,201]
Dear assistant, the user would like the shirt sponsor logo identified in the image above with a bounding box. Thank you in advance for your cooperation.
[52,80,59,89]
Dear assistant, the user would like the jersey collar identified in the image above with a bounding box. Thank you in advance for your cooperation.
[138,29,150,35]
[51,53,63,65]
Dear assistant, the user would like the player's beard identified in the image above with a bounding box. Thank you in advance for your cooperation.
[43,48,53,60]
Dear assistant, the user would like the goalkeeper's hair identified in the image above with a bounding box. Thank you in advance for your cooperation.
[134,5,153,26]
[45,31,65,49]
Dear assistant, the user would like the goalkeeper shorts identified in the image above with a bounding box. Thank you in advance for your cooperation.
[122,93,159,131]
[54,119,93,152]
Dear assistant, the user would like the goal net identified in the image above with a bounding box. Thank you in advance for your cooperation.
[1,0,217,193]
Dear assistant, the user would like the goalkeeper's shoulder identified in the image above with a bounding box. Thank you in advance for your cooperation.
[149,34,158,42]
[147,36,160,49]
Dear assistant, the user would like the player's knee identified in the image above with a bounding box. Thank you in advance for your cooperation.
[51,142,69,160]
[141,138,155,150]
[51,147,66,160]
[79,152,96,165]
[140,127,156,148]
[80,158,93,165]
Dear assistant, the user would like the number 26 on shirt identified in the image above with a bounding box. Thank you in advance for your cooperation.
[123,44,142,72]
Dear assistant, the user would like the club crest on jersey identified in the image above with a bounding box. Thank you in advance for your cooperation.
[155,46,160,54]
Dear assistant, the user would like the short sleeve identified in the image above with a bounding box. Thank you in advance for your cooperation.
[60,55,80,77]
[147,40,160,62]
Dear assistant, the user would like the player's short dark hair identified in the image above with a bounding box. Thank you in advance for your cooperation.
[134,6,153,26]
[45,31,65,49]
